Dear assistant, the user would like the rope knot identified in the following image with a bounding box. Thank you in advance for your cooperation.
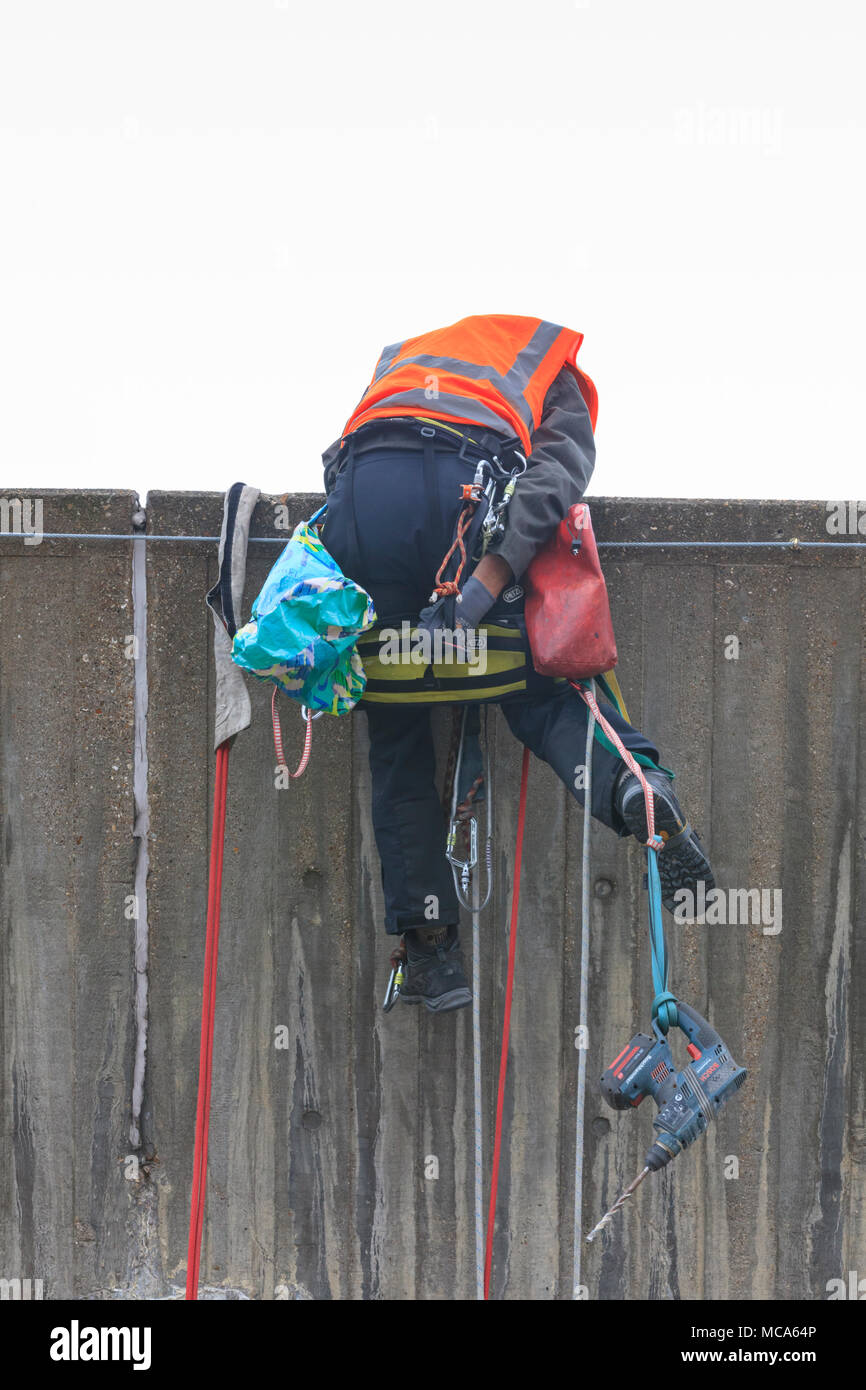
[652,989,679,1033]
[646,833,664,852]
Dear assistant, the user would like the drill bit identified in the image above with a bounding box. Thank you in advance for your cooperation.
[586,1166,651,1242]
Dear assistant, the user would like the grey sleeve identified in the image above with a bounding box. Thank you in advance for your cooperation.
[487,366,596,581]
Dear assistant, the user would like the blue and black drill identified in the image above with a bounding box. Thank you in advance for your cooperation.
[586,999,747,1241]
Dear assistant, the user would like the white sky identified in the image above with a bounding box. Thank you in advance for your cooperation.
[1,0,864,504]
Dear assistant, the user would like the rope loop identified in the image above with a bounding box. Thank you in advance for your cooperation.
[433,503,476,597]
[271,686,314,779]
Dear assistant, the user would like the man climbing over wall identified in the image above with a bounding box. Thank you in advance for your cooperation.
[322,315,714,1013]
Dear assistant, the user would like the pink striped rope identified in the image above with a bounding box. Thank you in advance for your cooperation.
[271,687,313,779]
[569,681,663,851]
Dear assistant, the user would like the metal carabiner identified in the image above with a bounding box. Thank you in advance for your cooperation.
[481,452,528,544]
[446,816,478,898]
[383,946,406,1012]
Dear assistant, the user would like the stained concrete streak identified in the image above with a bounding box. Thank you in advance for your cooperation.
[130,506,150,1150]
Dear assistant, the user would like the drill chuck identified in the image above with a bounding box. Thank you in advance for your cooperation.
[645,1138,678,1171]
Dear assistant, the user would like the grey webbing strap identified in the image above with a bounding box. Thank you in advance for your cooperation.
[205,482,261,749]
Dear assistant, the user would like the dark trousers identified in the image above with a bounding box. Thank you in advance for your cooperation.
[323,434,663,935]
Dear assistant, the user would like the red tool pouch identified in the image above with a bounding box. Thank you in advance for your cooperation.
[524,502,617,679]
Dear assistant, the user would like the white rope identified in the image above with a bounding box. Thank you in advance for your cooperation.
[572,677,596,1297]
[472,839,484,1300]
[472,708,492,1299]
[447,705,488,1299]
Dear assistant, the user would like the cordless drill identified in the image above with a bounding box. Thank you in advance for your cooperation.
[586,1000,747,1240]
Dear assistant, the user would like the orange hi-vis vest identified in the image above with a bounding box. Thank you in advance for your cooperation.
[341,314,598,457]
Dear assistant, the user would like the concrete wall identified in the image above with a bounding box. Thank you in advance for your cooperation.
[1,491,863,1300]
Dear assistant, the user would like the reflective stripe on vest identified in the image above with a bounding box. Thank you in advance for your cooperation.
[343,315,594,455]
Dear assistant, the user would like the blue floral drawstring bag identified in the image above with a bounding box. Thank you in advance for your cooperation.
[231,508,376,715]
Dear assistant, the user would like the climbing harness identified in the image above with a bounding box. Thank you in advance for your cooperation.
[357,613,534,705]
[355,450,542,707]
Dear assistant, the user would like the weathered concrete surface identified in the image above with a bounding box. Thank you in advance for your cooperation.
[1,491,863,1300]
[0,493,147,1298]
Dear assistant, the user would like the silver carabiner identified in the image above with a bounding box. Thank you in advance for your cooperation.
[446,815,478,869]
[383,964,399,1011]
[446,816,478,897]
[383,950,406,1012]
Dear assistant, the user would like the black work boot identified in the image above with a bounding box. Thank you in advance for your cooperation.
[399,924,472,1013]
[614,766,715,919]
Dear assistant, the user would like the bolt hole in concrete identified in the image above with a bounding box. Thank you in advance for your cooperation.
[302,1111,322,1130]
[594,878,614,898]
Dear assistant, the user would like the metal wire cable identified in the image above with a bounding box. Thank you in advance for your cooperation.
[572,678,595,1298]
[3,532,866,549]
[473,706,491,1301]
[472,835,484,1301]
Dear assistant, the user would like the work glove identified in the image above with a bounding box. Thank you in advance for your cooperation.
[454,575,497,628]
[417,575,496,647]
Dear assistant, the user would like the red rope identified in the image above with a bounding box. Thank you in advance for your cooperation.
[185,739,230,1300]
[484,745,531,1300]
